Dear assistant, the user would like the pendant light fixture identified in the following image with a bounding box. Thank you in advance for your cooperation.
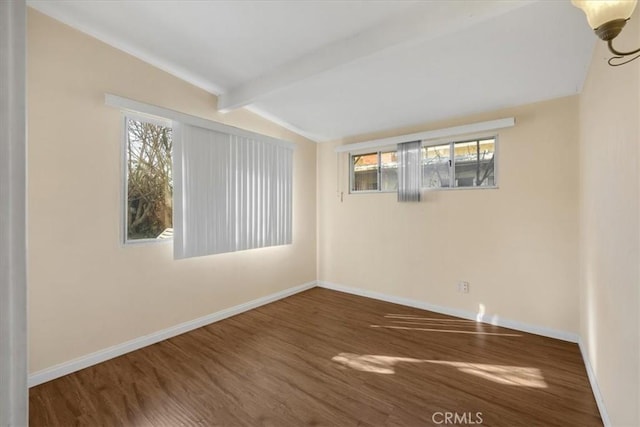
[572,0,640,66]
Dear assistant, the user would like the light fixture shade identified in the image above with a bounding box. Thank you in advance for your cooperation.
[572,0,637,29]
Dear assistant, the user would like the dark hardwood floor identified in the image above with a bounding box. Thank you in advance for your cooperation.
[29,288,602,426]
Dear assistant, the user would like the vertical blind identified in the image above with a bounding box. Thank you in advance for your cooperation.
[397,140,421,202]
[173,122,293,259]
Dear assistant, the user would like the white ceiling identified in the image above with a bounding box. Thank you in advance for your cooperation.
[29,0,595,142]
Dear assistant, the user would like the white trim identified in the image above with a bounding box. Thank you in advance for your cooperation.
[28,281,316,387]
[0,0,28,425]
[123,110,172,129]
[317,281,611,421]
[317,281,579,343]
[422,131,499,149]
[104,94,295,150]
[335,118,515,154]
[578,339,611,427]
[28,279,608,425]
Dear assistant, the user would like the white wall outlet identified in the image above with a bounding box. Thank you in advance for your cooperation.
[457,281,470,293]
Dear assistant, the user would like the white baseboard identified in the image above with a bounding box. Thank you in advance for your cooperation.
[578,339,611,427]
[317,281,579,343]
[28,281,316,387]
[29,279,609,425]
[317,281,612,424]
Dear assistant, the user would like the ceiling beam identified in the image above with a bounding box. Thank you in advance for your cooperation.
[218,0,536,112]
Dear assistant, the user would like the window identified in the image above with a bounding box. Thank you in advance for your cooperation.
[351,138,496,193]
[380,151,398,191]
[422,137,496,189]
[352,152,378,191]
[351,150,397,192]
[124,115,173,243]
[422,143,451,188]
[111,95,294,256]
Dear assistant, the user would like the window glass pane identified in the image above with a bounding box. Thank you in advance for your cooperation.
[454,139,495,187]
[126,118,173,240]
[422,143,451,188]
[352,152,379,191]
[380,151,398,191]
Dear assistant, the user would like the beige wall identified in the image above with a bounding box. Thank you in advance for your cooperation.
[318,96,580,334]
[27,10,316,373]
[28,8,640,424]
[578,8,640,426]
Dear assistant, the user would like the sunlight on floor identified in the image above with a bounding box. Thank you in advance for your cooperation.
[426,360,548,388]
[331,353,422,374]
[331,353,547,388]
[377,313,522,336]
[385,314,476,322]
[380,314,522,337]
[370,324,522,337]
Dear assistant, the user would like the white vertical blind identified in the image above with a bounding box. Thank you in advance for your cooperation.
[397,140,421,202]
[173,123,293,259]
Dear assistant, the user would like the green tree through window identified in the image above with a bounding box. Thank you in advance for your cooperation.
[126,117,173,241]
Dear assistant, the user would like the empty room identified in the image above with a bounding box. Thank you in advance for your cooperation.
[1,0,639,426]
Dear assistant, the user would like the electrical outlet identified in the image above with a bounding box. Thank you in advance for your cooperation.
[457,281,470,294]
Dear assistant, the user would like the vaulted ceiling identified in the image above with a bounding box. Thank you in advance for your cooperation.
[29,0,595,142]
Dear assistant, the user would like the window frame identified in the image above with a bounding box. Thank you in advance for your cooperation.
[121,112,174,246]
[349,148,398,194]
[349,135,499,194]
[422,135,499,191]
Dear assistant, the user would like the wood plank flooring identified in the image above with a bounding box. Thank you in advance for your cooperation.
[29,288,602,426]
